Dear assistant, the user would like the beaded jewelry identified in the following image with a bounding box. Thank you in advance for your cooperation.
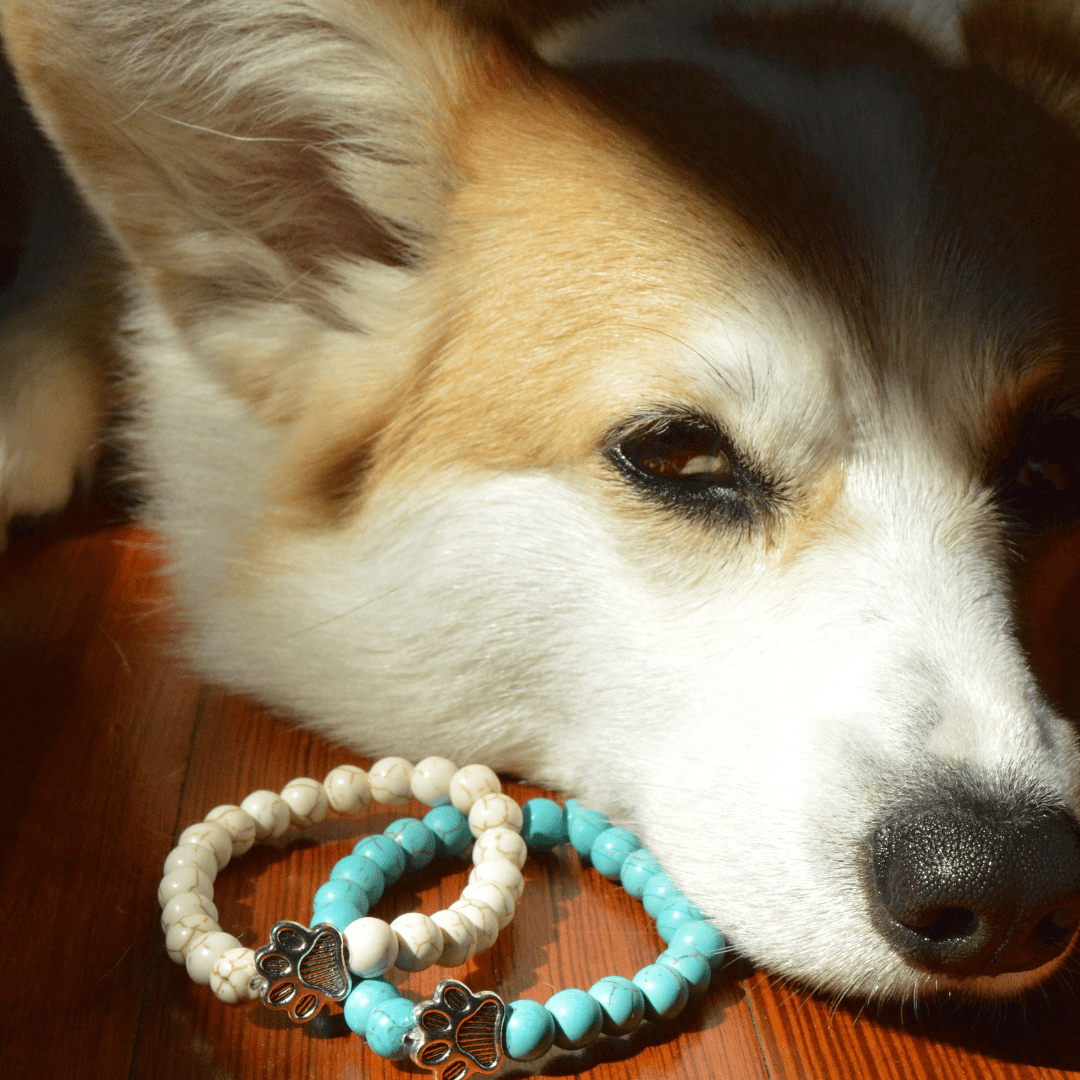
[159,758,726,1079]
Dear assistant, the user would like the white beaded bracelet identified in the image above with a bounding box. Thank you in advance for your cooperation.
[157,758,527,1006]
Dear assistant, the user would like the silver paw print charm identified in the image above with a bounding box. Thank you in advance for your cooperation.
[253,921,351,1023]
[409,979,506,1080]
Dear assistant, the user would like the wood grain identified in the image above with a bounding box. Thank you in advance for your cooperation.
[3,515,1080,1079]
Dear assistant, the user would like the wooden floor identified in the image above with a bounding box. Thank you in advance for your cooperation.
[5,507,1080,1080]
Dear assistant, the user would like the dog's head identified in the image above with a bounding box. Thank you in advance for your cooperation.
[6,0,1080,999]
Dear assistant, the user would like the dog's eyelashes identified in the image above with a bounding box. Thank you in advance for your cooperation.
[606,418,765,524]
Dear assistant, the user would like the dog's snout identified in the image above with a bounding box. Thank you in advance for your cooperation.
[868,799,1080,976]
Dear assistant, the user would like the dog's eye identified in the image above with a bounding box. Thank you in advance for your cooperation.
[615,422,737,489]
[998,414,1080,530]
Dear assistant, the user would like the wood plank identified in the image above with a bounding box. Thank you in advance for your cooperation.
[1,519,201,1078]
[6,516,1080,1079]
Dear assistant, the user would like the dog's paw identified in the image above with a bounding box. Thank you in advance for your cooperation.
[0,313,107,545]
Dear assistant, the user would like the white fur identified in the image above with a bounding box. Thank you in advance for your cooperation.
[4,0,1080,1002]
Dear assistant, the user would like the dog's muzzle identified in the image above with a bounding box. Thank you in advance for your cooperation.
[867,793,1080,976]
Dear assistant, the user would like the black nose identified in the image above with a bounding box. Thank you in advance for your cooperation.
[868,797,1080,976]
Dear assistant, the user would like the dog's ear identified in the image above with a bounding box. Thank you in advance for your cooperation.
[964,0,1080,132]
[2,1,498,399]
[1,0,509,514]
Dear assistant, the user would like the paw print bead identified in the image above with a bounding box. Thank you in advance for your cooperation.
[280,777,329,827]
[449,765,501,814]
[468,794,523,838]
[166,912,221,964]
[239,789,291,841]
[390,912,444,972]
[323,765,371,814]
[410,756,457,806]
[369,757,414,806]
[178,821,233,871]
[210,946,259,1004]
[205,805,257,857]
[471,826,527,870]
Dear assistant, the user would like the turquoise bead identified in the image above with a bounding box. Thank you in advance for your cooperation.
[312,878,368,914]
[669,920,726,970]
[504,998,556,1061]
[353,834,407,885]
[590,827,641,879]
[384,817,437,873]
[656,897,705,943]
[311,900,364,933]
[642,873,682,918]
[545,988,603,1049]
[657,945,712,1001]
[365,996,418,1060]
[620,849,663,898]
[520,798,569,851]
[633,963,689,1022]
[567,805,611,859]
[330,854,386,906]
[588,975,645,1036]
[423,805,473,858]
[343,979,400,1036]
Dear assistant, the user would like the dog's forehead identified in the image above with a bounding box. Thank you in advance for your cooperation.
[535,2,1080,435]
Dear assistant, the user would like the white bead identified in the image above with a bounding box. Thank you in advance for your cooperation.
[163,843,218,883]
[342,917,399,978]
[323,765,371,814]
[280,777,330,827]
[211,946,260,1004]
[178,821,233,870]
[448,898,499,952]
[161,891,220,933]
[369,757,414,806]
[449,765,501,814]
[239,790,291,841]
[472,826,528,870]
[468,794,523,839]
[205,805,257,857]
[461,881,515,931]
[158,865,214,908]
[430,909,478,967]
[186,931,242,986]
[469,858,525,901]
[165,912,220,964]
[410,757,458,806]
[391,913,445,972]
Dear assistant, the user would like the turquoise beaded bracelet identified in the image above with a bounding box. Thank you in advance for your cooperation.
[163,767,726,1079]
[256,797,725,1076]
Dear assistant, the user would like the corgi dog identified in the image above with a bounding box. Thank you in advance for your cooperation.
[3,0,1080,1003]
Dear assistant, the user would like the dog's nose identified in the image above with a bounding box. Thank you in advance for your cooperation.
[868,800,1080,975]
